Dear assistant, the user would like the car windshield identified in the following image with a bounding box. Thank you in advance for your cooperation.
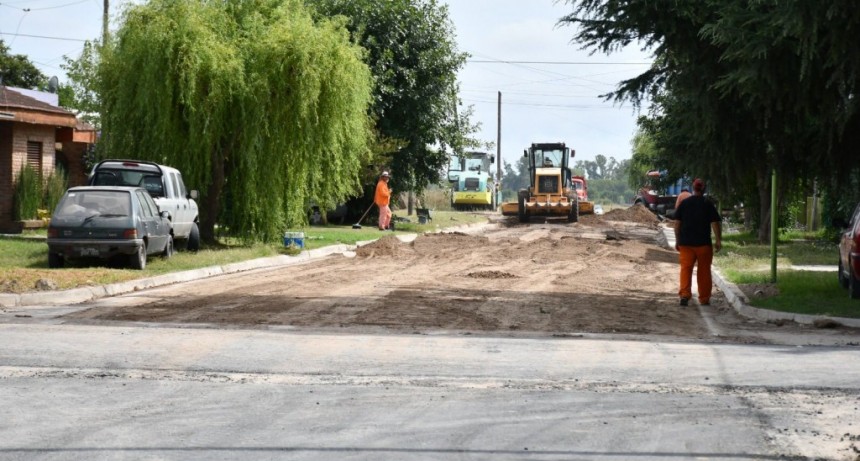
[54,191,131,223]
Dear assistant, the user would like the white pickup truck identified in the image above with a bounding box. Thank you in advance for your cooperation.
[88,159,201,251]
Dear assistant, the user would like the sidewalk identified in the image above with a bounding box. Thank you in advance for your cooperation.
[658,224,860,328]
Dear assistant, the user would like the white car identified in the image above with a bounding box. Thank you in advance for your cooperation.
[89,160,200,251]
[594,204,605,215]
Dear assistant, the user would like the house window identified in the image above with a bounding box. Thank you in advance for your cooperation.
[26,141,43,173]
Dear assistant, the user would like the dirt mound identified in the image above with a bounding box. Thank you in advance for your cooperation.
[603,203,660,224]
[411,232,490,255]
[577,214,605,226]
[466,270,518,279]
[355,236,414,258]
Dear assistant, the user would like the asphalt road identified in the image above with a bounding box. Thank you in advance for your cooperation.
[2,322,859,461]
[2,220,859,460]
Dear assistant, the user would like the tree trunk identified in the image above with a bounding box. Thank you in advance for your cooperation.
[408,191,414,216]
[201,148,226,244]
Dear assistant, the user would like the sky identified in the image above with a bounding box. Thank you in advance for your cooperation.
[0,0,653,170]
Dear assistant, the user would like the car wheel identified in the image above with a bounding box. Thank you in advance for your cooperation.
[838,258,849,289]
[850,264,860,299]
[130,243,147,270]
[187,222,200,252]
[48,252,64,269]
[162,235,174,259]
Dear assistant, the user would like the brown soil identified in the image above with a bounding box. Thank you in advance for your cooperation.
[64,209,858,344]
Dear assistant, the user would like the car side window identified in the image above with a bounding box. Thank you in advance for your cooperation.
[144,192,162,217]
[136,191,155,217]
[173,173,187,198]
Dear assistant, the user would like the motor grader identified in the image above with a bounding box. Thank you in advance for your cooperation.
[500,142,593,222]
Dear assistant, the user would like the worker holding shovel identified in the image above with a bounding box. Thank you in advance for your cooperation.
[375,171,392,231]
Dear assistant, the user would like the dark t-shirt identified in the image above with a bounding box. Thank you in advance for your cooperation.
[674,195,720,246]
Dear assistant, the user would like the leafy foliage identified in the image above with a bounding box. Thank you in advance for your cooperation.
[13,166,41,221]
[97,0,374,243]
[0,40,46,89]
[560,0,860,241]
[43,168,68,215]
[308,0,473,192]
[60,41,102,126]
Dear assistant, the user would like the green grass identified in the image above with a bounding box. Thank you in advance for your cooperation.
[715,231,859,318]
[287,210,488,250]
[0,210,489,293]
[746,271,860,318]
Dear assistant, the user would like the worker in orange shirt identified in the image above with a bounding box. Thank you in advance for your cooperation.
[374,171,392,231]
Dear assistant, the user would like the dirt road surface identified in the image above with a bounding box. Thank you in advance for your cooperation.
[66,207,859,346]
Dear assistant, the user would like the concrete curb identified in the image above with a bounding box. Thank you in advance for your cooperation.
[0,244,352,308]
[658,225,860,329]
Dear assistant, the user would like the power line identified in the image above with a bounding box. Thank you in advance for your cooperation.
[0,31,88,42]
[467,59,650,65]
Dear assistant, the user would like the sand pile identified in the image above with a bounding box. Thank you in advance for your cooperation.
[603,203,660,224]
[355,235,414,258]
[411,232,490,255]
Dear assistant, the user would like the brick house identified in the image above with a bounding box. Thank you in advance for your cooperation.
[0,86,95,233]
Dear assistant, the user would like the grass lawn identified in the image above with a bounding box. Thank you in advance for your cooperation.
[715,231,860,318]
[0,210,488,294]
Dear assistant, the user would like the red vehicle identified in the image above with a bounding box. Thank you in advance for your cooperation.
[571,175,588,202]
[837,201,860,299]
[633,170,690,218]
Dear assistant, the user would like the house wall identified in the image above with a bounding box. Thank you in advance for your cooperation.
[59,141,91,187]
[0,122,57,232]
[0,122,12,227]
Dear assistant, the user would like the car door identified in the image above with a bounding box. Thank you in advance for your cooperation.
[136,190,167,253]
[169,172,192,236]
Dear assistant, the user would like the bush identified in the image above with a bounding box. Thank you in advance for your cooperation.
[43,167,68,214]
[12,166,41,221]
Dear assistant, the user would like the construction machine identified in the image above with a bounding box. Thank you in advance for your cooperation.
[448,151,496,210]
[501,142,593,222]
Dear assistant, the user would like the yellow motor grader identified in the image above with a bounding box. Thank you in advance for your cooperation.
[500,142,593,222]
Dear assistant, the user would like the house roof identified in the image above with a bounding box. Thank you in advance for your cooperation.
[0,86,74,116]
[0,86,77,128]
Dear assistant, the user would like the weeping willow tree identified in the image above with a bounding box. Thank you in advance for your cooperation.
[98,0,373,243]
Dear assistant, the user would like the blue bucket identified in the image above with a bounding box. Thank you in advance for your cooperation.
[283,231,305,249]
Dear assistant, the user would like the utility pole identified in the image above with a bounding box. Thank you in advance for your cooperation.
[496,91,502,210]
[103,0,109,44]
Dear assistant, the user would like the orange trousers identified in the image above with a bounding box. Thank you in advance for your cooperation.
[678,245,714,303]
[378,205,391,230]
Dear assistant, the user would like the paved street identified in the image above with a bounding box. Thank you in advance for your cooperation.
[2,322,859,461]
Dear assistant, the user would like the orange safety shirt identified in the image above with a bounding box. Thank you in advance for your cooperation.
[374,179,391,206]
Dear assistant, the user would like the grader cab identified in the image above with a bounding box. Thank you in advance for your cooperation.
[501,142,592,222]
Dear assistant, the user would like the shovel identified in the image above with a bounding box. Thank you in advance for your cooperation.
[352,203,375,229]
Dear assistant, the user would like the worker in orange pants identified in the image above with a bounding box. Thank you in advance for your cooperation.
[677,245,714,304]
[673,178,721,306]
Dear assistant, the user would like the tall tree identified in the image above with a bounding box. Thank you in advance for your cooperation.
[0,40,45,88]
[560,0,860,241]
[307,0,473,194]
[98,0,374,243]
[60,41,102,127]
